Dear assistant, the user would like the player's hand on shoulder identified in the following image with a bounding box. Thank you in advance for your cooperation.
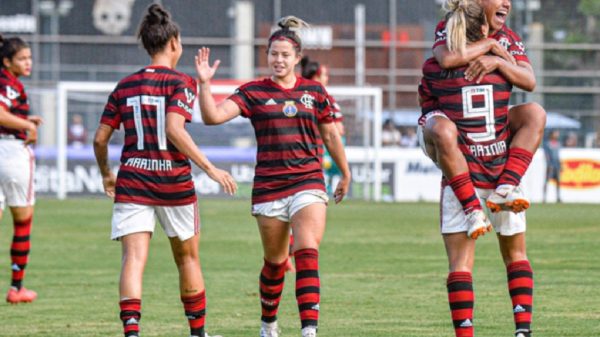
[488,39,516,65]
[465,55,500,83]
[333,175,351,204]
[102,172,116,198]
[206,166,237,196]
[195,47,221,84]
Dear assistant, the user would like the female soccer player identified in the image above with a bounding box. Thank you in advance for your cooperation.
[195,16,351,337]
[93,4,236,337]
[422,0,546,237]
[0,34,42,304]
[419,1,534,337]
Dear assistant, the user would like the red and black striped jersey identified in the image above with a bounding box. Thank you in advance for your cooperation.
[228,76,334,204]
[0,68,30,140]
[433,20,530,64]
[101,66,198,206]
[419,58,513,188]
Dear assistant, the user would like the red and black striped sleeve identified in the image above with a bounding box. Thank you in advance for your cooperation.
[100,89,121,129]
[228,84,255,118]
[167,76,196,121]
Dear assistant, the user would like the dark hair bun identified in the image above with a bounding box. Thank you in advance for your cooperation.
[147,4,169,25]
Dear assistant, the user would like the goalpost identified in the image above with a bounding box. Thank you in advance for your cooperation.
[55,81,383,201]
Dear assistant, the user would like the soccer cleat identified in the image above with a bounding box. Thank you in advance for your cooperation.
[515,328,531,337]
[486,185,530,213]
[301,326,317,337]
[260,321,279,337]
[6,287,37,304]
[466,210,492,239]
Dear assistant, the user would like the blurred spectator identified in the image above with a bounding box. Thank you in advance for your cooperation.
[67,113,87,147]
[543,129,561,203]
[400,127,418,147]
[564,131,578,147]
[382,119,401,147]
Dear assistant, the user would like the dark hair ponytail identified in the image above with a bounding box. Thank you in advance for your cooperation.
[300,56,320,79]
[137,4,180,56]
[268,16,309,53]
[0,34,29,68]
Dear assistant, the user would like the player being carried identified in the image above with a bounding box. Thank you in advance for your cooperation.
[419,1,535,336]
[420,0,546,239]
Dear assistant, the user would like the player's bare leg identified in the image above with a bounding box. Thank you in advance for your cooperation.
[424,116,491,239]
[119,232,151,337]
[290,203,326,337]
[443,233,476,337]
[256,216,291,337]
[498,233,534,337]
[170,234,215,337]
[488,103,546,213]
[6,206,37,304]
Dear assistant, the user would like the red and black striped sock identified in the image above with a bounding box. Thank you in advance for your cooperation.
[447,271,474,337]
[11,216,32,290]
[119,298,141,337]
[295,248,320,329]
[260,258,287,323]
[497,148,533,186]
[448,173,482,214]
[507,260,534,336]
[182,291,206,337]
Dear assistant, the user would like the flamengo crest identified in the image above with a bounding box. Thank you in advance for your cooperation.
[300,93,315,109]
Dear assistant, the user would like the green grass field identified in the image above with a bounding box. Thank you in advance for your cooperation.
[0,198,599,337]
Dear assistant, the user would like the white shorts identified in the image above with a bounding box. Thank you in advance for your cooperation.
[440,185,526,236]
[111,202,200,241]
[252,189,329,222]
[0,140,35,210]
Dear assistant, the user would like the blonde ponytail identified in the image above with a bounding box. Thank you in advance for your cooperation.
[443,0,486,53]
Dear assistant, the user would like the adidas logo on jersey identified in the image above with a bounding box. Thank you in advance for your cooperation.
[125,317,138,325]
[459,319,473,328]
[265,98,277,105]
[513,304,526,313]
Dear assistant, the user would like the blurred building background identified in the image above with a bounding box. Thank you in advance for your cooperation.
[2,0,600,146]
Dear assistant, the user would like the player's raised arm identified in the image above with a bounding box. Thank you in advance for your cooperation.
[195,47,241,125]
[165,112,237,195]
